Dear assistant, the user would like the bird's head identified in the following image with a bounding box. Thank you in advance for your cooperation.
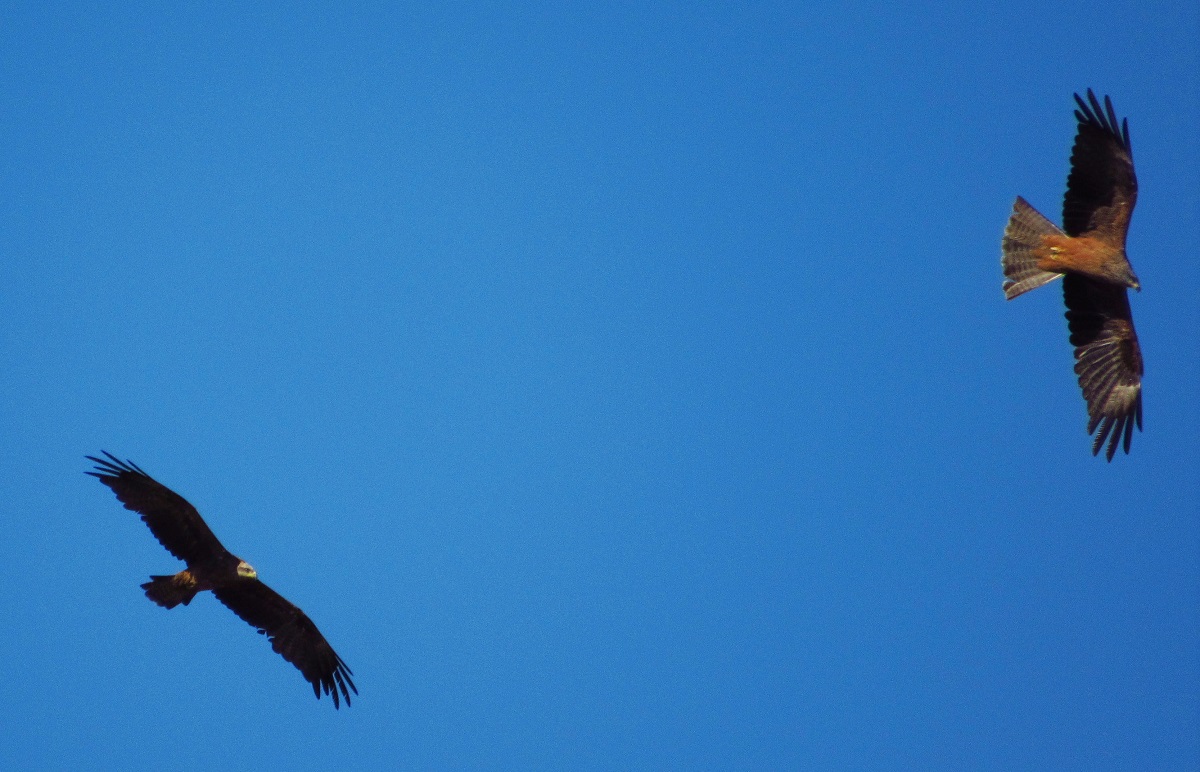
[1117,254,1140,292]
[237,560,258,580]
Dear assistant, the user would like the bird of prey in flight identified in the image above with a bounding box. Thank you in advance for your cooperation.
[1001,89,1143,460]
[88,452,357,707]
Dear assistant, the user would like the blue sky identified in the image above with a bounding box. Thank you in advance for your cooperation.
[2,2,1198,769]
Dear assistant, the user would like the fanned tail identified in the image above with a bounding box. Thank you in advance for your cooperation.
[1002,197,1065,299]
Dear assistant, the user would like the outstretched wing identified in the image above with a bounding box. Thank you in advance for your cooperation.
[88,452,231,565]
[1063,90,1137,245]
[213,580,357,708]
[1063,275,1143,460]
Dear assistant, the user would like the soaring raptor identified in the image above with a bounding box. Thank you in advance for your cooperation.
[88,452,357,707]
[1001,89,1143,460]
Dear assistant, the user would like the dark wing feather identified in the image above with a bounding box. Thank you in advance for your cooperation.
[1062,275,1143,460]
[1063,90,1137,244]
[213,580,356,708]
[87,452,231,564]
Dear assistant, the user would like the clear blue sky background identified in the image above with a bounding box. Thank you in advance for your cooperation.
[2,2,1198,769]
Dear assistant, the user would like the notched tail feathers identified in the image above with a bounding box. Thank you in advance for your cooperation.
[1002,197,1065,299]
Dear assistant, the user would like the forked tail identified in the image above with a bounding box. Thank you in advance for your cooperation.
[141,572,199,609]
[1001,197,1065,299]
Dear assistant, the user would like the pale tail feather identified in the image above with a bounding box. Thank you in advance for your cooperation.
[1001,196,1064,299]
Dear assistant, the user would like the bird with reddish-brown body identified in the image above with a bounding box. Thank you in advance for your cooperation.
[1001,90,1143,461]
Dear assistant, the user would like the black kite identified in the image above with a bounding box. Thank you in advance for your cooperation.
[88,452,357,707]
[1001,90,1143,460]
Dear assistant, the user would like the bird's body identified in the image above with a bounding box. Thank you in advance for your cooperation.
[88,452,356,708]
[1001,90,1143,460]
[141,559,256,609]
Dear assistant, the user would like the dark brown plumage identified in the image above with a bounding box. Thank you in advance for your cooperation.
[1001,90,1143,460]
[88,452,357,708]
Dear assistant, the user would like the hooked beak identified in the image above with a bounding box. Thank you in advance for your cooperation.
[1125,268,1141,292]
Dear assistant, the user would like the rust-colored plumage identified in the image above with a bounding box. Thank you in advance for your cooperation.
[1001,90,1143,460]
[88,452,357,707]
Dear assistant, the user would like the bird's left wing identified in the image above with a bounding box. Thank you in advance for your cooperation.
[1063,275,1143,460]
[213,580,356,708]
[87,452,231,565]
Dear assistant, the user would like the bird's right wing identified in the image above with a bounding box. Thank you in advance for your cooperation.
[213,579,356,708]
[1063,90,1137,244]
